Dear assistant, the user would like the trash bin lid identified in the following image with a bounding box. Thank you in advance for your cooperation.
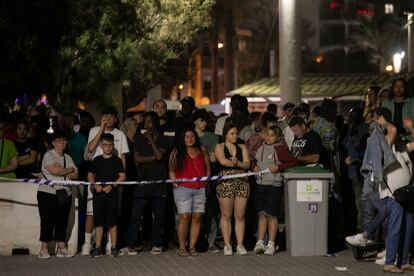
[284,165,330,174]
[283,165,334,179]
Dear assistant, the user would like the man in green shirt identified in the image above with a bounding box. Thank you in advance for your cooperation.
[193,109,220,253]
[0,120,18,178]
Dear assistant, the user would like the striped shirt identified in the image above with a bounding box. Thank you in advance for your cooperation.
[39,149,77,195]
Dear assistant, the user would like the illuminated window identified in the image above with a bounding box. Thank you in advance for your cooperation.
[385,4,394,14]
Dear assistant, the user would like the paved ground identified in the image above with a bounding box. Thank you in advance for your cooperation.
[0,249,389,276]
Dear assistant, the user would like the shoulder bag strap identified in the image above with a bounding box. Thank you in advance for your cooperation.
[0,140,4,166]
[63,155,67,181]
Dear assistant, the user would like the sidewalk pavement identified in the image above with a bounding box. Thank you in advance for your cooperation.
[0,249,385,276]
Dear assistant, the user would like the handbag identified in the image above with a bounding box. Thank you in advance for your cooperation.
[385,149,414,212]
[53,154,70,206]
[55,188,69,206]
[393,184,414,212]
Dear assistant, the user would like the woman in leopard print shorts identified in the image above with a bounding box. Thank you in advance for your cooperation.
[214,121,250,256]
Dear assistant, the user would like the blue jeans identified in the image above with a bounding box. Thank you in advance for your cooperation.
[384,197,413,265]
[361,191,388,239]
[366,192,388,238]
[127,192,167,248]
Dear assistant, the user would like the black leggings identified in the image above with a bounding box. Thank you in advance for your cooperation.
[37,191,71,242]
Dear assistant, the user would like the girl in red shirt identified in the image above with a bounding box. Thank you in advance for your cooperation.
[169,128,211,256]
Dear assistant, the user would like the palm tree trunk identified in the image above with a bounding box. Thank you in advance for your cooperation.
[210,35,218,103]
[224,10,235,94]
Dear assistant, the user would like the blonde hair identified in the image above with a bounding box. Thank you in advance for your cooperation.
[121,117,137,135]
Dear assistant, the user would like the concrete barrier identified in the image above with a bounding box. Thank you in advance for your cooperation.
[0,182,78,256]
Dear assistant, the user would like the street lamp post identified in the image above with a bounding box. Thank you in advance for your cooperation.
[407,12,414,72]
[279,0,302,104]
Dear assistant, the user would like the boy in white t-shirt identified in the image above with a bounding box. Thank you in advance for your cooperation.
[81,106,129,256]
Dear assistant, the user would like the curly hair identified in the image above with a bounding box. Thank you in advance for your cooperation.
[172,127,201,171]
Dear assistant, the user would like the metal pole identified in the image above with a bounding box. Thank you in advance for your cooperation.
[407,12,414,72]
[279,0,302,104]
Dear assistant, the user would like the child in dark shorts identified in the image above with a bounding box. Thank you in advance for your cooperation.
[88,133,125,257]
[252,126,297,255]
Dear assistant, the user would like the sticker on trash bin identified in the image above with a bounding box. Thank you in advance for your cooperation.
[309,203,318,213]
[297,180,322,202]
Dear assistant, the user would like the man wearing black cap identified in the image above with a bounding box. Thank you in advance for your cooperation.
[172,96,196,136]
[214,94,248,137]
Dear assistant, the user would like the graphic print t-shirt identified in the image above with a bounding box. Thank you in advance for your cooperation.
[290,130,323,161]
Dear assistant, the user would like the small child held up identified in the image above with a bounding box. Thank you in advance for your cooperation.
[88,133,125,257]
[253,125,297,255]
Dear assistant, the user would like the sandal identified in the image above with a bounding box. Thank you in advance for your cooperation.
[119,247,137,256]
[383,265,403,274]
[189,248,199,256]
[402,264,414,271]
[176,248,188,257]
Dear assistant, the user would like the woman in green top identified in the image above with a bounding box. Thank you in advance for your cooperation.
[382,78,414,136]
[0,120,18,178]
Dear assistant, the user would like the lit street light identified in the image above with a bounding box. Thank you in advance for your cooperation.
[393,51,405,73]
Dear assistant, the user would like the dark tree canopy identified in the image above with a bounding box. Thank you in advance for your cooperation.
[0,0,214,109]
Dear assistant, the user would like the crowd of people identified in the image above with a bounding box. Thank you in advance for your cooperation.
[1,77,414,273]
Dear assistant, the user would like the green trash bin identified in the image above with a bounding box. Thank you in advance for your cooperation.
[283,166,333,256]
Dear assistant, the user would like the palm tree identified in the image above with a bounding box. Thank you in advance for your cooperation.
[350,15,406,72]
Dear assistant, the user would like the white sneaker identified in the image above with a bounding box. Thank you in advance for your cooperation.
[264,245,276,256]
[236,244,248,255]
[81,243,91,256]
[375,256,385,265]
[106,243,111,256]
[377,250,386,259]
[345,233,367,246]
[376,255,397,266]
[253,242,265,255]
[56,248,74,258]
[224,245,233,256]
[38,250,50,259]
[150,246,163,255]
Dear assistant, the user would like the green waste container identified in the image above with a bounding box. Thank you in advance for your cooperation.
[283,166,333,256]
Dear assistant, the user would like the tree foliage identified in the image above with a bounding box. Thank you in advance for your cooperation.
[0,0,214,109]
[350,15,406,72]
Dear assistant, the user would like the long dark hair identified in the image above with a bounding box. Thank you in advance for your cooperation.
[144,111,160,132]
[348,107,364,128]
[257,112,277,132]
[174,127,201,171]
[222,120,238,139]
[389,77,410,99]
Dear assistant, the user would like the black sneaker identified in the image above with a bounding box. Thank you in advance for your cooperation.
[90,247,103,258]
[208,244,220,254]
[110,246,119,258]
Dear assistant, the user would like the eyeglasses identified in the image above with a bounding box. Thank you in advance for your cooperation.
[101,143,114,148]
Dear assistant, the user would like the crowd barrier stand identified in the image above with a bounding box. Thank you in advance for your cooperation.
[0,182,78,256]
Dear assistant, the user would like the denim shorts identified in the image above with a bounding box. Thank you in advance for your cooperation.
[173,186,206,214]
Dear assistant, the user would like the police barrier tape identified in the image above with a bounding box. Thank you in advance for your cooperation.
[0,168,271,186]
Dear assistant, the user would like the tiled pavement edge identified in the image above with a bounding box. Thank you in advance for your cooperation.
[0,249,385,276]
